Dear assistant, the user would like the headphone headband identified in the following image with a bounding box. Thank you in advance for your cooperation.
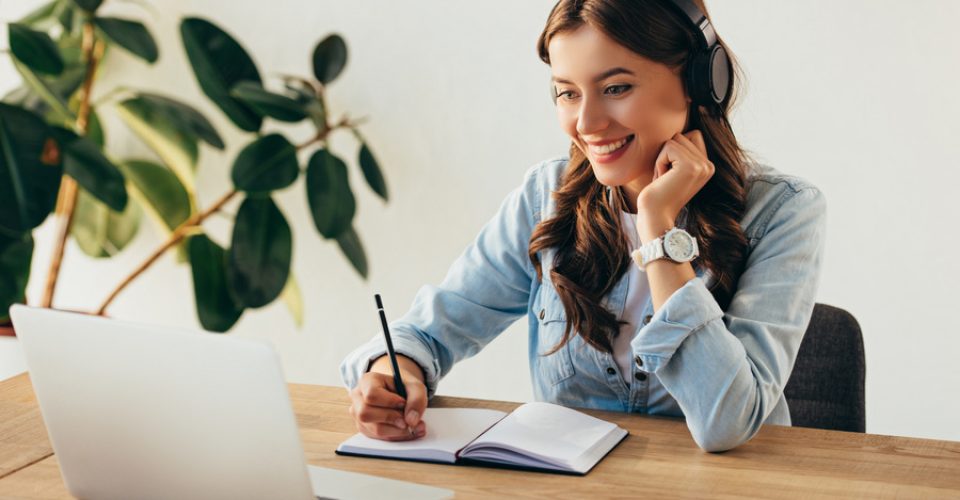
[663,0,730,106]
[663,0,717,48]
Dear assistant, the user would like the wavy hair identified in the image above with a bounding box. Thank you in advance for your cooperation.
[529,0,751,354]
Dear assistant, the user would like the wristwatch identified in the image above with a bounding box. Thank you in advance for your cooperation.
[630,227,699,272]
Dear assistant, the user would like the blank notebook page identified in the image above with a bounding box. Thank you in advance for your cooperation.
[463,402,620,465]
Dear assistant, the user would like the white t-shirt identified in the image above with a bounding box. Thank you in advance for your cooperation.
[613,211,650,383]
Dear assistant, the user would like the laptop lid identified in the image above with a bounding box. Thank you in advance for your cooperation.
[10,305,315,500]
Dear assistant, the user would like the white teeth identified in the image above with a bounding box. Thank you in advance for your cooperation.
[589,136,631,155]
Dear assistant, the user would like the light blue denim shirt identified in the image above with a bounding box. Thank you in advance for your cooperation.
[341,156,827,452]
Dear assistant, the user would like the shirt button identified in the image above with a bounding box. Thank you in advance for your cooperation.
[634,355,643,367]
[635,372,647,381]
[539,309,545,320]
[606,367,616,375]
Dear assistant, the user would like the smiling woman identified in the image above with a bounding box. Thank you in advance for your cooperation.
[341,0,827,453]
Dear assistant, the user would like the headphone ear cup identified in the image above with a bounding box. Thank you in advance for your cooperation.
[708,45,731,105]
[685,46,731,106]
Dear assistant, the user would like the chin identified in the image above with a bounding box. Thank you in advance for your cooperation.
[589,162,636,188]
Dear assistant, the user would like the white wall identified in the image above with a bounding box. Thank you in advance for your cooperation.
[1,1,957,442]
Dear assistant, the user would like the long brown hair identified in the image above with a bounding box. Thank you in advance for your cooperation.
[529,0,750,354]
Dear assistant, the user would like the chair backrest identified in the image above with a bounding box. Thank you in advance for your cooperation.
[784,303,866,433]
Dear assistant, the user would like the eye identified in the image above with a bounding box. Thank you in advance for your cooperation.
[605,84,632,96]
[555,89,578,101]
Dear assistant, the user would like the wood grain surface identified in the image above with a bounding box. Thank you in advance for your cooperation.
[1,374,958,498]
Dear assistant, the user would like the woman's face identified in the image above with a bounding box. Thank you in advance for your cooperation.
[548,24,691,199]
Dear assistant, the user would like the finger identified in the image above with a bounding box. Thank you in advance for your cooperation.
[355,403,407,429]
[361,421,427,441]
[682,129,708,156]
[359,375,407,409]
[673,131,707,160]
[673,132,714,178]
[653,139,682,178]
[403,380,429,427]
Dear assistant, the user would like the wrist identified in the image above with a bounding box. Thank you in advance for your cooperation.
[636,214,674,243]
[370,354,426,384]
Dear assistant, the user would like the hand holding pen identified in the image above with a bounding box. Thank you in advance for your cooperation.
[346,294,429,441]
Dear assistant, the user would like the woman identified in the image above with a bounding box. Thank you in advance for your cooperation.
[341,0,826,452]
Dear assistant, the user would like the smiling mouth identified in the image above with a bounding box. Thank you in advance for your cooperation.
[587,135,635,156]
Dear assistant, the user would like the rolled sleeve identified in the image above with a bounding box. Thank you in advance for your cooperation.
[338,331,443,398]
[632,276,724,373]
[632,185,827,452]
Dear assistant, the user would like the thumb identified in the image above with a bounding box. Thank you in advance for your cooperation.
[404,379,428,427]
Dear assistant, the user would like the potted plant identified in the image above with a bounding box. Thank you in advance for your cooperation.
[0,0,388,334]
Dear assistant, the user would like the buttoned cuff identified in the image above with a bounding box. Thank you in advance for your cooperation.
[339,331,443,399]
[631,276,724,373]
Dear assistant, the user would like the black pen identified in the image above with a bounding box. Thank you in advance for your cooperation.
[375,294,407,400]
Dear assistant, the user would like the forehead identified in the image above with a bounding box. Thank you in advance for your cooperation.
[548,24,672,82]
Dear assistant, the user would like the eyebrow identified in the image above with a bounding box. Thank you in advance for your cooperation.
[551,67,636,85]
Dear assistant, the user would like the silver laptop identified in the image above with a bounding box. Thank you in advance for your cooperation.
[10,305,452,500]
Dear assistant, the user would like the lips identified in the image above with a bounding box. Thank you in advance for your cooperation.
[587,134,635,156]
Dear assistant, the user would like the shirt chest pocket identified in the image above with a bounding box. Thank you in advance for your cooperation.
[535,285,576,386]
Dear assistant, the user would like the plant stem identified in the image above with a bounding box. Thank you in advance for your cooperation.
[94,189,239,315]
[40,21,103,308]
[93,132,339,316]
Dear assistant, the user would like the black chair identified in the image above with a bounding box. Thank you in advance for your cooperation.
[784,303,866,433]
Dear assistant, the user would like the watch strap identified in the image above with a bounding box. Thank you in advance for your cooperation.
[631,235,666,273]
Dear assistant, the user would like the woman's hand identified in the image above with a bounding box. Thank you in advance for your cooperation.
[636,130,715,240]
[348,354,428,441]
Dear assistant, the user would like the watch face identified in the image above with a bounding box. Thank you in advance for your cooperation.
[665,230,696,261]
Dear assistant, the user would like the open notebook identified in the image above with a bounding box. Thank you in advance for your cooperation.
[336,402,628,475]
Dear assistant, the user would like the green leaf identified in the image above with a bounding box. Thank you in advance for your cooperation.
[305,148,355,238]
[336,226,367,279]
[229,81,307,123]
[282,76,325,127]
[115,93,219,214]
[180,17,262,132]
[280,274,303,328]
[57,1,76,32]
[0,232,34,323]
[51,64,86,102]
[71,188,141,258]
[19,0,59,27]
[227,196,292,308]
[71,0,102,12]
[116,96,199,194]
[11,59,74,124]
[53,128,128,212]
[141,93,224,148]
[8,23,64,76]
[311,34,347,85]
[231,134,299,193]
[188,234,244,332]
[0,103,62,234]
[66,93,105,148]
[95,17,158,64]
[359,142,388,201]
[86,106,105,148]
[119,159,191,231]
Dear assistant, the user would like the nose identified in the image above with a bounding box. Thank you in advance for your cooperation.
[575,95,609,137]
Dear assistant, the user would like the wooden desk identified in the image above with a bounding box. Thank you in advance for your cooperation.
[1,372,959,498]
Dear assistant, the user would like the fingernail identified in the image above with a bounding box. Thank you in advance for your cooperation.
[416,428,426,438]
[393,418,406,429]
[405,410,420,426]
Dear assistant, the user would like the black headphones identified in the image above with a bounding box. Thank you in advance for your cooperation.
[663,0,731,107]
